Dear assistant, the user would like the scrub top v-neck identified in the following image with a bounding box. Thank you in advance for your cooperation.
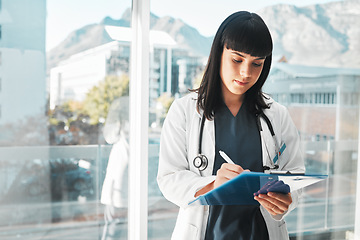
[204,101,269,240]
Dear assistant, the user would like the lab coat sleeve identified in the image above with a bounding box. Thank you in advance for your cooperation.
[157,99,216,209]
[271,103,305,221]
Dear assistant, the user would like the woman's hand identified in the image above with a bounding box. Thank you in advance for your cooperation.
[254,192,292,216]
[214,163,249,189]
[194,163,249,197]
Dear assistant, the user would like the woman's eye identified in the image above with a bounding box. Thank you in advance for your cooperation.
[253,62,263,67]
[232,58,242,63]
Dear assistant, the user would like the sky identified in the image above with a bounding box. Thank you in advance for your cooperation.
[46,0,341,51]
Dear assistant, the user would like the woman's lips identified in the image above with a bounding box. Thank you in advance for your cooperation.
[234,79,248,86]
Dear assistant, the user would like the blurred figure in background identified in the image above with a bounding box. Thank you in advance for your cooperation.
[101,96,129,240]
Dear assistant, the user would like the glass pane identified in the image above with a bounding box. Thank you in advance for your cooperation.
[150,0,360,239]
[0,0,131,239]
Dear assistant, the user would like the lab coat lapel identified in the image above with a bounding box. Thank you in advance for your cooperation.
[260,115,276,168]
[201,117,215,176]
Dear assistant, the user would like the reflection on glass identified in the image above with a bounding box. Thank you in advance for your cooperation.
[0,0,131,239]
[101,96,129,240]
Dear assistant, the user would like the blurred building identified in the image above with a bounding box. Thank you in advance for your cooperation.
[49,41,127,109]
[264,63,360,142]
[49,26,204,112]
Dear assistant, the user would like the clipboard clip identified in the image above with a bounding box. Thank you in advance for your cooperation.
[267,170,305,175]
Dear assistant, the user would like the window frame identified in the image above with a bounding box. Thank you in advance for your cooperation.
[128,0,150,239]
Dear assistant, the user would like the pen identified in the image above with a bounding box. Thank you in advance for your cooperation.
[219,150,235,164]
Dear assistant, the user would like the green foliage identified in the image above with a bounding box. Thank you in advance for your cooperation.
[157,93,175,114]
[82,74,129,125]
[48,99,84,126]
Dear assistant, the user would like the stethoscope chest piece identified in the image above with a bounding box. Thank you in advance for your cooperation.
[193,154,208,171]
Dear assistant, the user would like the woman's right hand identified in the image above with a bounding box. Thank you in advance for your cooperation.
[194,163,249,197]
[213,163,249,189]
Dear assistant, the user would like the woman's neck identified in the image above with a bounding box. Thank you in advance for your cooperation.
[222,93,245,117]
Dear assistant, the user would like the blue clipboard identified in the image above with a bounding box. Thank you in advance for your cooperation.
[188,171,327,206]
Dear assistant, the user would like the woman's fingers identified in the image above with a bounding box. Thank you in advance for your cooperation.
[214,163,248,188]
[254,192,292,216]
[220,163,244,174]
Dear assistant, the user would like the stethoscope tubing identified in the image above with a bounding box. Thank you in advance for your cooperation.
[194,112,280,171]
[198,115,206,155]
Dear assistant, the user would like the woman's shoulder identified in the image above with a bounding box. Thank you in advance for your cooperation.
[167,92,199,118]
[176,92,198,103]
[171,92,198,110]
[263,94,288,118]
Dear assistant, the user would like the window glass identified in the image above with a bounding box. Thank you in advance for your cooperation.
[1,0,359,239]
[0,0,131,239]
[150,0,360,239]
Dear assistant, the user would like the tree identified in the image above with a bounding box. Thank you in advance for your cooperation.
[157,93,174,115]
[82,74,129,125]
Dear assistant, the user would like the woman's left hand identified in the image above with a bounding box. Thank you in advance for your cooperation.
[254,192,292,216]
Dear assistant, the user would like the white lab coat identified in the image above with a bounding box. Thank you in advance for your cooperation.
[157,92,305,240]
[100,134,129,208]
[101,97,129,208]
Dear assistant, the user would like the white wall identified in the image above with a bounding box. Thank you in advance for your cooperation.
[0,48,46,124]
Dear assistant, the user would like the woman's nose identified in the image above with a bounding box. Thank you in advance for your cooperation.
[240,64,251,78]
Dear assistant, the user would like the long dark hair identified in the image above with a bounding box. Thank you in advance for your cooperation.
[192,11,273,119]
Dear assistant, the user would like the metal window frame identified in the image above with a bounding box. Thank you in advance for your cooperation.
[355,111,360,239]
[128,0,150,239]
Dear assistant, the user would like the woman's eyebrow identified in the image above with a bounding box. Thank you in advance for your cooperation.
[231,51,266,60]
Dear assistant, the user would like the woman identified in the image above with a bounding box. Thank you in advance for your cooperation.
[157,11,305,240]
[101,96,129,240]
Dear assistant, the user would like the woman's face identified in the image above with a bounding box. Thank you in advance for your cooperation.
[219,46,265,102]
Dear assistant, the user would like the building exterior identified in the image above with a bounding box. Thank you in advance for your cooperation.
[264,63,360,142]
[50,26,177,110]
[0,0,47,125]
[49,26,205,111]
[49,41,126,109]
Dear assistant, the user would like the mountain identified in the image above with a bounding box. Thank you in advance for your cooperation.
[47,0,360,70]
[46,24,113,70]
[46,9,213,70]
[259,0,360,68]
[150,16,213,58]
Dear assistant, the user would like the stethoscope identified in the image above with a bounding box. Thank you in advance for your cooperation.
[193,112,285,172]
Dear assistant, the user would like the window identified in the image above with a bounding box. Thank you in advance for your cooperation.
[1,0,132,239]
[152,1,360,239]
[0,0,359,239]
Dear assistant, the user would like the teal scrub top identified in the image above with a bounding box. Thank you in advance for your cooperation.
[204,101,269,240]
